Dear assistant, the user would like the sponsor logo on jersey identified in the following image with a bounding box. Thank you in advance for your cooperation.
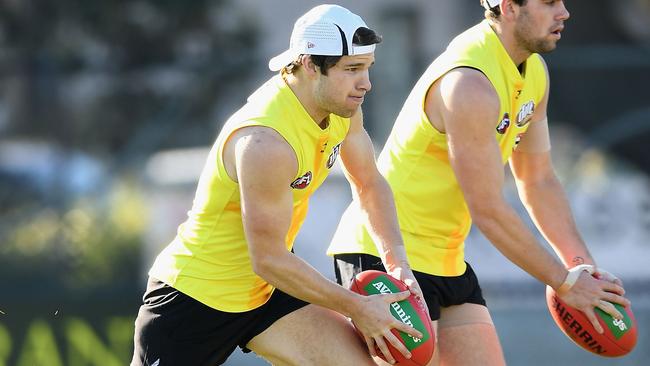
[290,171,312,189]
[326,143,342,169]
[516,100,535,127]
[496,113,510,134]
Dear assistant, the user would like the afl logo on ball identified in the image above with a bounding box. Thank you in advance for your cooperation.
[290,171,312,189]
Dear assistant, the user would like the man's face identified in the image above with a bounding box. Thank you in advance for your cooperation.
[313,53,375,118]
[514,0,570,54]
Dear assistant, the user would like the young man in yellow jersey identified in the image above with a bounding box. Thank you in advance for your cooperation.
[131,5,426,366]
[328,1,630,364]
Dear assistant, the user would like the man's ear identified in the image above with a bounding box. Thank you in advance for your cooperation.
[500,0,518,21]
[301,55,320,78]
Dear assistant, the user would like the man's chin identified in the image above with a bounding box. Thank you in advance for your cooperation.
[333,106,361,118]
[537,40,559,54]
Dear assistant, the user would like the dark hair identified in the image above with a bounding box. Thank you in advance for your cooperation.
[286,27,382,75]
[483,0,527,19]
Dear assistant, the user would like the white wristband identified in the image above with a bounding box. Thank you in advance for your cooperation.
[558,264,595,293]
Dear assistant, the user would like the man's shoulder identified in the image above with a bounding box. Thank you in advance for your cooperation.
[442,67,496,97]
[436,67,500,117]
[230,126,291,153]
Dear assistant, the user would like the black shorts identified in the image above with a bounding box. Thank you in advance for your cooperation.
[334,253,486,321]
[131,277,309,366]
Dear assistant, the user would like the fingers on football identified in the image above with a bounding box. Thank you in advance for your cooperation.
[601,280,626,297]
[364,336,378,358]
[613,278,625,288]
[385,290,411,303]
[408,285,423,299]
[596,269,622,286]
[584,309,605,334]
[393,319,423,340]
[602,289,631,307]
[384,330,411,360]
[374,336,395,364]
[596,299,624,320]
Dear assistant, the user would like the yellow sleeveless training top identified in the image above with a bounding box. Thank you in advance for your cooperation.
[150,75,350,312]
[328,20,547,276]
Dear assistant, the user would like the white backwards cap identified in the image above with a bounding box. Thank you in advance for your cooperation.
[482,0,501,10]
[268,4,376,71]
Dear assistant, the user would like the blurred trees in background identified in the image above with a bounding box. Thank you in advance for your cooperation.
[0,0,259,295]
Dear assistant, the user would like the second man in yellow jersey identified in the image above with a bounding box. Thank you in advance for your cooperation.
[328,1,630,365]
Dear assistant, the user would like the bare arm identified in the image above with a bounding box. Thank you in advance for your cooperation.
[509,57,594,268]
[229,126,420,362]
[510,141,595,268]
[434,68,568,288]
[432,67,627,331]
[338,109,427,358]
[339,110,412,279]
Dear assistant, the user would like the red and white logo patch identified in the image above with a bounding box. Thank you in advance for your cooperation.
[290,171,312,189]
[496,113,510,134]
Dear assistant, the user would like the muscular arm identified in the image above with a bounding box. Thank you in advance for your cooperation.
[339,110,410,274]
[337,109,428,357]
[229,126,420,360]
[433,68,568,289]
[431,67,627,330]
[511,151,593,265]
[233,126,361,315]
[510,58,594,268]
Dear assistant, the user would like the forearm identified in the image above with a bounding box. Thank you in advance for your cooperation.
[354,176,408,268]
[518,177,595,267]
[472,200,568,290]
[254,249,362,317]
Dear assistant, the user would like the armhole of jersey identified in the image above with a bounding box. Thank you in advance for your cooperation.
[216,122,302,185]
[420,65,490,136]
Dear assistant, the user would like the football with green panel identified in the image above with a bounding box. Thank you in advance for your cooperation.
[546,285,637,357]
[349,270,435,366]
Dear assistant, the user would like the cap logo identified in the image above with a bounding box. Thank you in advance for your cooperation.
[307,41,315,49]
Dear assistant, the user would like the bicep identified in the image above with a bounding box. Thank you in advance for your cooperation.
[235,128,296,257]
[510,148,555,186]
[438,69,504,209]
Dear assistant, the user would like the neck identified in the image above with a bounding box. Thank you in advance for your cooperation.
[283,73,329,126]
[488,19,530,67]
